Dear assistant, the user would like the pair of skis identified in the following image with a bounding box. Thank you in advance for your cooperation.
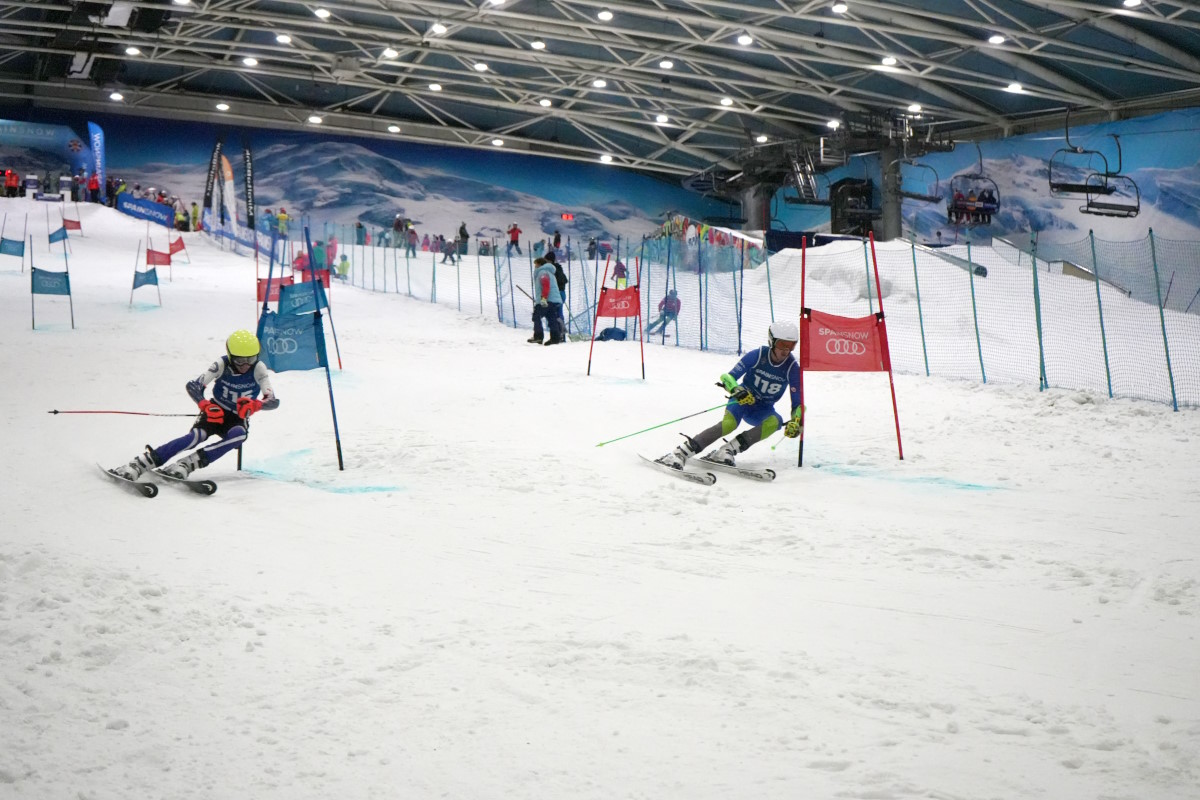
[97,464,217,498]
[638,454,776,485]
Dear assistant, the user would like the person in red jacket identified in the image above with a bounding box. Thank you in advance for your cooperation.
[87,171,101,203]
[646,289,681,335]
[507,222,522,256]
[4,169,19,198]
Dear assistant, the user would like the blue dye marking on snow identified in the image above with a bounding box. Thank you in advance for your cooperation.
[241,467,401,494]
[243,449,401,493]
[811,462,1001,491]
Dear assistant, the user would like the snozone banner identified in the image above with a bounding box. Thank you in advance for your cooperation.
[243,144,255,232]
[256,310,328,373]
[203,139,223,211]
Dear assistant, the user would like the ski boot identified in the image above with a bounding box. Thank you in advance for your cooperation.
[112,446,160,480]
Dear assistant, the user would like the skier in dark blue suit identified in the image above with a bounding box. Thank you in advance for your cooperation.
[111,330,280,480]
[657,321,804,468]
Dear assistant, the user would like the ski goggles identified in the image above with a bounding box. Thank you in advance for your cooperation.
[231,354,259,369]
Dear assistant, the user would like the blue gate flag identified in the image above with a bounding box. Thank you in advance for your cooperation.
[278,280,328,316]
[133,268,159,289]
[0,237,23,257]
[256,310,328,373]
[48,226,68,244]
[32,267,71,296]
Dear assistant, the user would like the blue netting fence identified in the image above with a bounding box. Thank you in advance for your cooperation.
[276,220,1200,409]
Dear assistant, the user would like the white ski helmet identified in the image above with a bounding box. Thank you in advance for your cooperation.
[768,320,799,347]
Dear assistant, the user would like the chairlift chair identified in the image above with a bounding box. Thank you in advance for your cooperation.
[948,143,999,226]
[896,160,942,204]
[1082,172,1140,218]
[1047,108,1118,197]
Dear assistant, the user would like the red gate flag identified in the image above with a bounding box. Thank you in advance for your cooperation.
[146,249,171,266]
[800,309,892,373]
[257,275,293,302]
[296,267,331,288]
[62,218,82,231]
[596,285,641,318]
[169,236,187,254]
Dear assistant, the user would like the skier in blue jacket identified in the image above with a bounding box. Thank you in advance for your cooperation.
[657,320,804,468]
[110,330,280,480]
[527,257,564,345]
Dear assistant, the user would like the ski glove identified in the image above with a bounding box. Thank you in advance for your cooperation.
[784,405,806,439]
[198,400,224,424]
[730,386,755,406]
[236,397,263,419]
[539,298,549,307]
[186,379,205,403]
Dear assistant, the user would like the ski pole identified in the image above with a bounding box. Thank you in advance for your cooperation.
[596,402,727,447]
[48,409,196,417]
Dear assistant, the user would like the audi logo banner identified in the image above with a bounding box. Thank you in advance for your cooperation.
[801,309,891,373]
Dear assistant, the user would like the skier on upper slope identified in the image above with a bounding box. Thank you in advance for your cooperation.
[110,330,280,480]
[656,321,804,469]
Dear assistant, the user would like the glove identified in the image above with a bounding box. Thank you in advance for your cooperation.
[186,379,205,404]
[784,406,806,439]
[539,298,548,307]
[730,386,755,406]
[198,400,224,424]
[260,398,280,411]
[236,397,264,419]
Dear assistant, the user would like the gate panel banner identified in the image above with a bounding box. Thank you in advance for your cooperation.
[801,309,891,372]
[32,267,71,295]
[596,286,640,318]
[257,275,293,302]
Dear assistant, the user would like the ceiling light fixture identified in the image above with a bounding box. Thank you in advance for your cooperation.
[381,47,398,59]
[172,0,191,5]
[474,62,489,72]
[720,97,733,106]
[1122,0,1141,6]
[125,46,140,55]
[242,56,258,66]
[539,98,552,107]
[276,33,292,44]
[429,83,442,91]
[431,22,447,34]
[737,32,754,46]
[655,114,669,123]
[109,91,124,101]
[831,2,848,12]
[314,8,331,19]
[881,55,897,66]
[756,134,768,143]
[826,119,841,129]
[907,103,922,113]
[492,138,504,146]
[216,102,230,111]
[308,114,323,124]
[1006,82,1023,92]
[387,124,401,133]
[600,155,613,163]
[659,59,674,70]
[597,9,613,21]
[531,39,546,50]
[489,0,506,5]
[592,78,607,88]
[988,34,1005,45]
